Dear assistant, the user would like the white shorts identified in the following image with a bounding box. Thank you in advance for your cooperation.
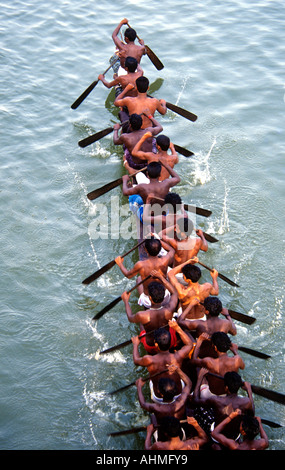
[138,289,171,308]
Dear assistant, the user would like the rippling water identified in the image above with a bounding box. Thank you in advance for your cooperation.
[1,0,284,450]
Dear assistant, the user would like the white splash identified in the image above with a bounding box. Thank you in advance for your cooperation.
[191,137,216,186]
[218,180,230,234]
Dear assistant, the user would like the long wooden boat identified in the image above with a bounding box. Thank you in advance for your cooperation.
[71,22,284,451]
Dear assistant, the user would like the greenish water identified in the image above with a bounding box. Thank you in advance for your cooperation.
[0,0,284,450]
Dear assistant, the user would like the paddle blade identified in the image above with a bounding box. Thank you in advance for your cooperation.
[203,232,219,243]
[145,45,164,70]
[92,295,122,320]
[99,338,132,355]
[184,204,212,218]
[166,102,197,122]
[238,346,271,360]
[71,80,98,109]
[87,177,122,201]
[78,127,113,148]
[82,260,116,285]
[251,385,285,405]
[228,309,256,325]
[173,144,194,157]
[217,272,239,288]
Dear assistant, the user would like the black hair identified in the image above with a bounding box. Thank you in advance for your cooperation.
[158,377,178,401]
[159,416,181,438]
[211,332,232,352]
[125,56,138,73]
[204,296,223,317]
[136,76,149,93]
[181,264,201,282]
[148,281,165,304]
[154,327,171,351]
[177,217,194,236]
[124,27,137,42]
[147,161,161,179]
[145,237,161,256]
[129,113,142,130]
[164,192,182,213]
[224,371,243,394]
[156,134,170,151]
[241,415,260,440]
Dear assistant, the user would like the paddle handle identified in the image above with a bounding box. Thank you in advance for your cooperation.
[126,274,152,295]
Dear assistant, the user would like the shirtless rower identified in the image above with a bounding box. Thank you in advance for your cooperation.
[132,131,179,181]
[113,113,163,173]
[211,409,269,450]
[178,296,237,337]
[121,270,179,354]
[98,56,143,97]
[114,76,167,129]
[111,19,146,71]
[115,237,175,308]
[168,257,219,320]
[132,319,194,397]
[122,160,180,204]
[136,364,192,422]
[191,332,245,397]
[158,216,208,268]
[145,416,208,451]
[142,192,187,237]
[193,368,255,427]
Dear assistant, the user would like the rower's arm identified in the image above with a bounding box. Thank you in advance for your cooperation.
[145,114,163,135]
[112,18,127,49]
[211,411,241,450]
[160,160,180,187]
[132,131,153,160]
[98,74,119,89]
[221,308,237,335]
[121,174,141,197]
[195,229,208,252]
[114,84,134,107]
[115,256,142,279]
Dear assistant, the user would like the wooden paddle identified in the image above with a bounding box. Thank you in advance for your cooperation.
[82,239,146,285]
[78,119,130,148]
[227,309,256,325]
[127,23,164,71]
[166,101,198,122]
[197,260,239,288]
[92,275,151,320]
[109,368,168,395]
[100,334,269,359]
[173,144,194,157]
[71,58,118,109]
[151,196,212,218]
[86,166,147,201]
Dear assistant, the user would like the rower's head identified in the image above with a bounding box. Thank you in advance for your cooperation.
[159,416,182,439]
[129,113,142,130]
[181,264,201,283]
[211,331,232,353]
[176,216,194,239]
[125,56,138,73]
[224,371,243,394]
[147,161,161,179]
[164,192,182,214]
[148,281,165,304]
[240,415,260,440]
[136,76,149,93]
[124,27,137,43]
[156,134,170,151]
[154,327,171,351]
[204,296,223,317]
[158,377,178,402]
[145,237,161,256]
